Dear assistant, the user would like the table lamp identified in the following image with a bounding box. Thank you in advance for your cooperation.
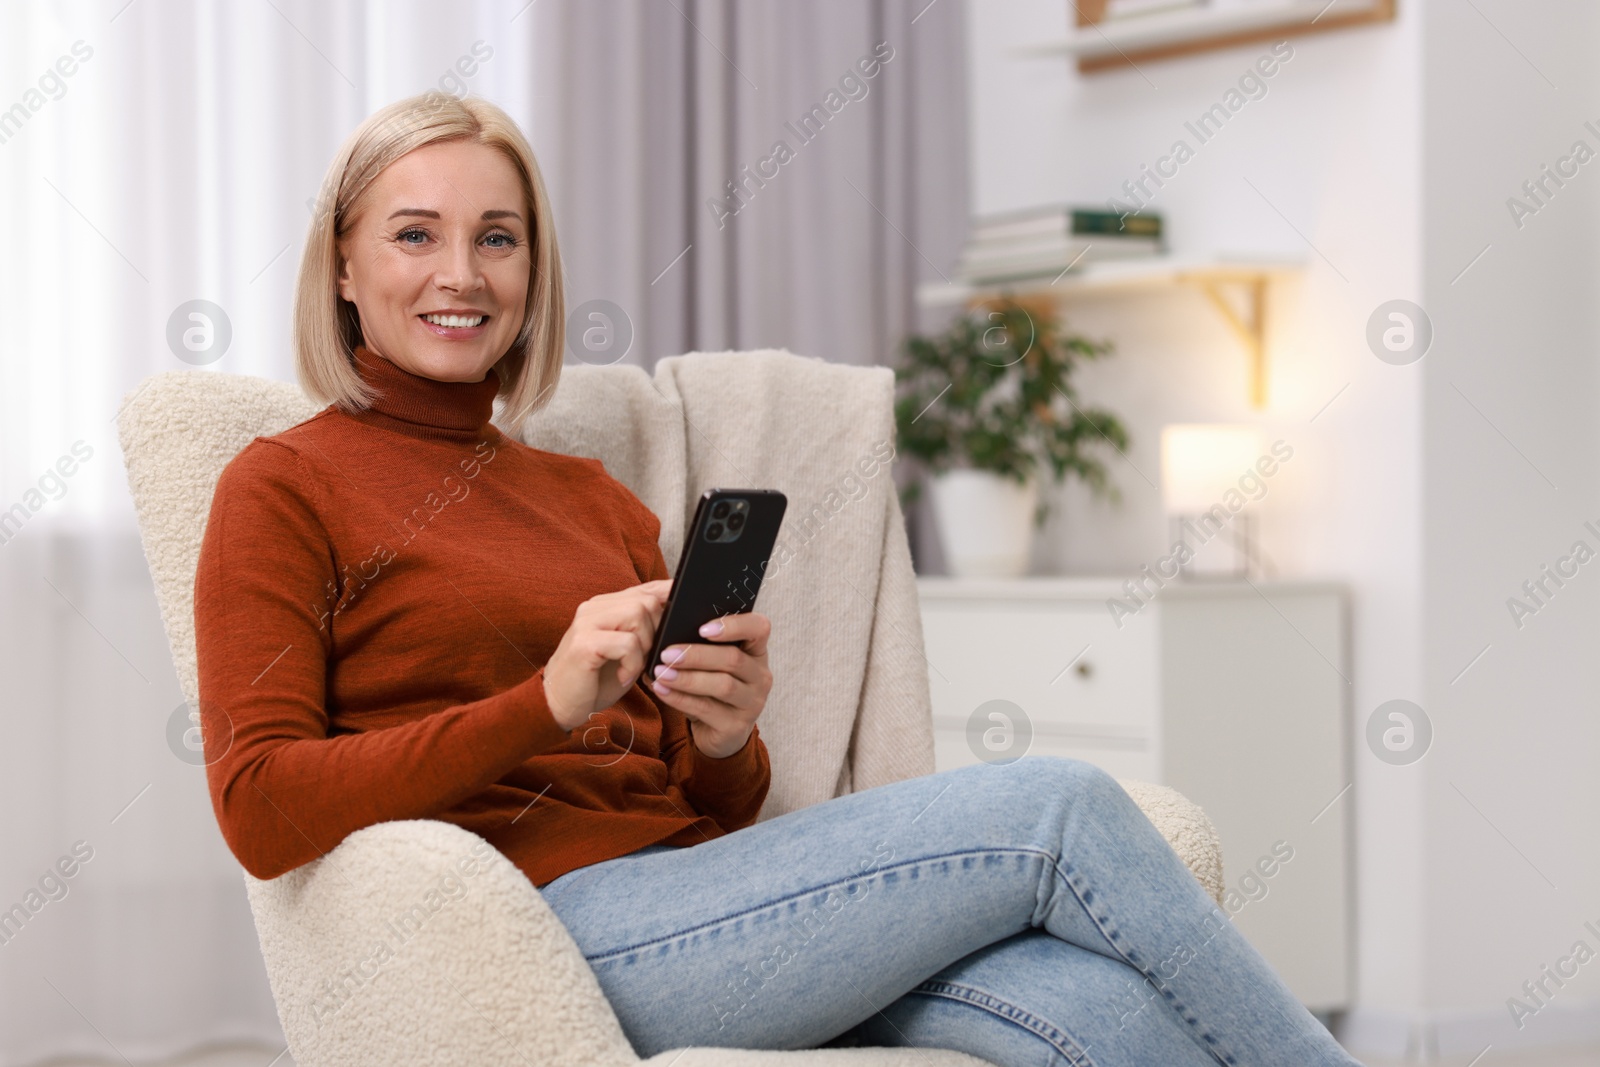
[1160,423,1266,579]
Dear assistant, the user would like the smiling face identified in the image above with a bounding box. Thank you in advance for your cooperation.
[335,138,531,383]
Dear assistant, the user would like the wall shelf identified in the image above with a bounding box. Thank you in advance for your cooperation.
[1017,0,1396,73]
[916,256,1302,408]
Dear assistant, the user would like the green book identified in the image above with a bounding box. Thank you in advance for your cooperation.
[1072,209,1163,239]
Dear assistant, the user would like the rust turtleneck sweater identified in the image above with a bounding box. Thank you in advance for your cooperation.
[193,343,770,886]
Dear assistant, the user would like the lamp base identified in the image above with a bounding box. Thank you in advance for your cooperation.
[1169,512,1259,580]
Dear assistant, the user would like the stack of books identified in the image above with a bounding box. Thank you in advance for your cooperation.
[958,205,1164,283]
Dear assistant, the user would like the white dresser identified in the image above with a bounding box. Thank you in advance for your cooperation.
[919,576,1163,781]
[917,576,1352,1013]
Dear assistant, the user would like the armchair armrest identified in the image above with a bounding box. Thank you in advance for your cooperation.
[242,819,638,1067]
[1117,779,1226,906]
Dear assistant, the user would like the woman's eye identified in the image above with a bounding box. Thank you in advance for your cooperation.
[395,228,518,249]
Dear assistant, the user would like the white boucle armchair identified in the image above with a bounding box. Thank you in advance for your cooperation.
[117,349,1224,1067]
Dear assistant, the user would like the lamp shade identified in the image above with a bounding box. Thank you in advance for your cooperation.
[1160,424,1267,514]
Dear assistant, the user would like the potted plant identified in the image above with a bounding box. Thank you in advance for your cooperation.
[893,294,1131,577]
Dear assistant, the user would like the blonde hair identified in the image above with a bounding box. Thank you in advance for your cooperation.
[292,90,564,432]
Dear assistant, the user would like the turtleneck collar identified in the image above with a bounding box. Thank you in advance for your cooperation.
[345,343,502,443]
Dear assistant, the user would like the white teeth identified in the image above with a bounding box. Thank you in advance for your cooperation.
[423,313,485,328]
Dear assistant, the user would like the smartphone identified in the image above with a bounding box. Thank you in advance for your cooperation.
[646,488,788,673]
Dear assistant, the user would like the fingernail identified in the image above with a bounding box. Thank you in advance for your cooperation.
[653,665,678,680]
[652,679,671,694]
[700,619,723,636]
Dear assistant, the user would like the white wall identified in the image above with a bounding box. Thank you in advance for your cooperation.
[964,0,1430,1045]
[1420,0,1600,1055]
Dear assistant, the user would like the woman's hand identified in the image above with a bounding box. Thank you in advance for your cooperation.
[650,612,772,759]
[542,579,673,732]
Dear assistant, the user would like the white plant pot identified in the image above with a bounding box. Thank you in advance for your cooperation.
[929,469,1039,578]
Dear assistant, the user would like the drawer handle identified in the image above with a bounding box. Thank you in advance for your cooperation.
[1075,661,1093,679]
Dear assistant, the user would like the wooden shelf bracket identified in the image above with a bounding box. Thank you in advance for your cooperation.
[1193,272,1270,408]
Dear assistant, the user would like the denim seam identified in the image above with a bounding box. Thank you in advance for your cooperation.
[1051,853,1236,1066]
[582,846,1052,964]
[909,979,1097,1066]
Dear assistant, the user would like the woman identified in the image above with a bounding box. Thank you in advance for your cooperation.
[194,90,1363,1067]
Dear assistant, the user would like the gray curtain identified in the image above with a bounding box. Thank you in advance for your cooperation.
[529,0,968,567]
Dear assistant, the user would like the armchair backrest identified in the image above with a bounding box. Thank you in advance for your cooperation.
[117,350,934,822]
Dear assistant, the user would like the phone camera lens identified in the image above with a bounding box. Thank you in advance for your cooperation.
[711,500,731,519]
[727,511,745,531]
[706,521,724,540]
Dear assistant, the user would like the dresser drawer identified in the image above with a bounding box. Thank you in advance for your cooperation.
[920,599,1160,737]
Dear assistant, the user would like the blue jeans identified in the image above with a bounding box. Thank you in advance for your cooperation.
[539,755,1361,1066]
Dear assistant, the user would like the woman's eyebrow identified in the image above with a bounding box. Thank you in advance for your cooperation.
[385,208,524,223]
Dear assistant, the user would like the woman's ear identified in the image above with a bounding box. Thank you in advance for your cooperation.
[335,254,353,303]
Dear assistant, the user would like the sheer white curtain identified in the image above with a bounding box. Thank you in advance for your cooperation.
[0,2,538,1060]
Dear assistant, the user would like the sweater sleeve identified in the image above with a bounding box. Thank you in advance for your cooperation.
[194,440,573,881]
[662,710,771,831]
[620,485,771,829]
